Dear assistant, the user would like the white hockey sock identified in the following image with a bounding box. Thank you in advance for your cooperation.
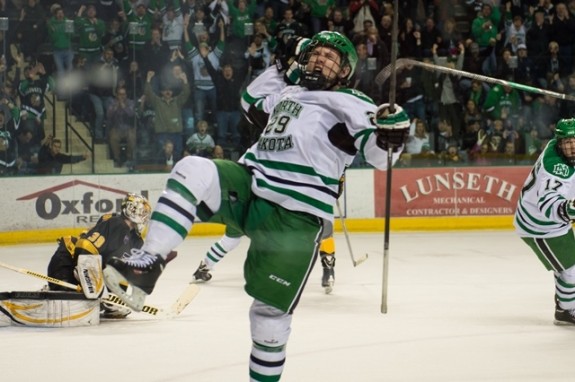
[249,300,291,382]
[204,236,241,269]
[249,341,286,382]
[144,156,222,259]
[556,269,575,310]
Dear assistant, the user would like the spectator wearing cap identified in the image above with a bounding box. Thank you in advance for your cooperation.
[515,44,536,85]
[144,70,190,158]
[47,4,74,78]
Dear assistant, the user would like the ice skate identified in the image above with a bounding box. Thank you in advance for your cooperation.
[191,261,212,283]
[554,298,575,325]
[321,253,335,294]
[103,248,166,311]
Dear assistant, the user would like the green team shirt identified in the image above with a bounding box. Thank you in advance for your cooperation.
[514,139,575,238]
[75,17,106,56]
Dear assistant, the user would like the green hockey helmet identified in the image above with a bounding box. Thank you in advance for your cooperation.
[555,118,575,165]
[299,31,358,90]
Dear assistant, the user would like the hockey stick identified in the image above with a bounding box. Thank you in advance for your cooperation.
[103,283,200,318]
[0,260,82,292]
[380,0,400,315]
[0,260,198,318]
[336,200,367,266]
[375,58,575,102]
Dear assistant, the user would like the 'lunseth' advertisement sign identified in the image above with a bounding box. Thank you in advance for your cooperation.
[374,167,531,217]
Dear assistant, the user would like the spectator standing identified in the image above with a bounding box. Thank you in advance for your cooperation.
[276,8,307,46]
[433,43,464,143]
[18,62,53,148]
[144,70,190,157]
[226,0,257,44]
[141,27,173,77]
[47,4,74,78]
[16,0,47,61]
[37,135,87,174]
[483,83,521,122]
[75,4,107,66]
[183,17,225,125]
[0,110,17,176]
[526,8,550,77]
[245,33,272,81]
[348,0,378,36]
[162,5,185,50]
[122,3,154,64]
[88,48,120,142]
[550,3,575,73]
[102,17,130,73]
[211,63,243,148]
[325,7,353,36]
[107,86,137,167]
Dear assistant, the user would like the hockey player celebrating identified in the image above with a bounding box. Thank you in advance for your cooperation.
[515,118,575,325]
[104,31,409,381]
[47,193,151,318]
[192,35,339,294]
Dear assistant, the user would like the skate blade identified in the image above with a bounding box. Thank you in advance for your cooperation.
[554,319,575,326]
[323,280,334,295]
[103,266,147,311]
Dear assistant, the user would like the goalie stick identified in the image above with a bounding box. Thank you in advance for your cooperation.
[335,200,367,267]
[0,260,199,318]
[103,283,200,318]
[375,58,575,102]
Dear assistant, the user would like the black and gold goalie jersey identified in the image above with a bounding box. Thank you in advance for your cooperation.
[64,213,144,266]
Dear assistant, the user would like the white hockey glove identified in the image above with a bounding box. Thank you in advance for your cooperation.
[374,103,410,152]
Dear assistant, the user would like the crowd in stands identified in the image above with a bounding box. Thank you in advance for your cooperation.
[0,0,575,175]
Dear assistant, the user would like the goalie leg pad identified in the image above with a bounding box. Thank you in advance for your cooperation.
[0,291,100,327]
[76,255,104,299]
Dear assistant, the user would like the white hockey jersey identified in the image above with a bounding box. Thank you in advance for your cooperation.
[514,140,575,238]
[238,85,401,222]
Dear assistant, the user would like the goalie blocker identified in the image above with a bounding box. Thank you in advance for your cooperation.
[0,291,100,327]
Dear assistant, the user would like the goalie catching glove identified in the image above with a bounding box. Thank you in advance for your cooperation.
[374,103,410,152]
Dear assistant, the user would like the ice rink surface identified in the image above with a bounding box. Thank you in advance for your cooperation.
[1,230,575,382]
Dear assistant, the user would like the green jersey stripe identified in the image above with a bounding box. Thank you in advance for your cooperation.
[151,211,189,239]
[243,152,339,185]
[255,178,333,214]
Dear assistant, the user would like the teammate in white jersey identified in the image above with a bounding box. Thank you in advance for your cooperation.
[514,118,575,325]
[103,31,409,381]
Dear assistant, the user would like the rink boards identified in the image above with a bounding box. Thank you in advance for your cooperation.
[0,166,529,245]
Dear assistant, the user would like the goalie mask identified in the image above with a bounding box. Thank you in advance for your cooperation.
[121,193,151,231]
[299,31,358,91]
[555,118,575,166]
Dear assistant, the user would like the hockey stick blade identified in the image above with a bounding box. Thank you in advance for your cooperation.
[353,254,369,267]
[103,294,164,317]
[167,283,200,318]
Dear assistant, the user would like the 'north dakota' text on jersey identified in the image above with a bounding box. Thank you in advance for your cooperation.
[257,135,294,151]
